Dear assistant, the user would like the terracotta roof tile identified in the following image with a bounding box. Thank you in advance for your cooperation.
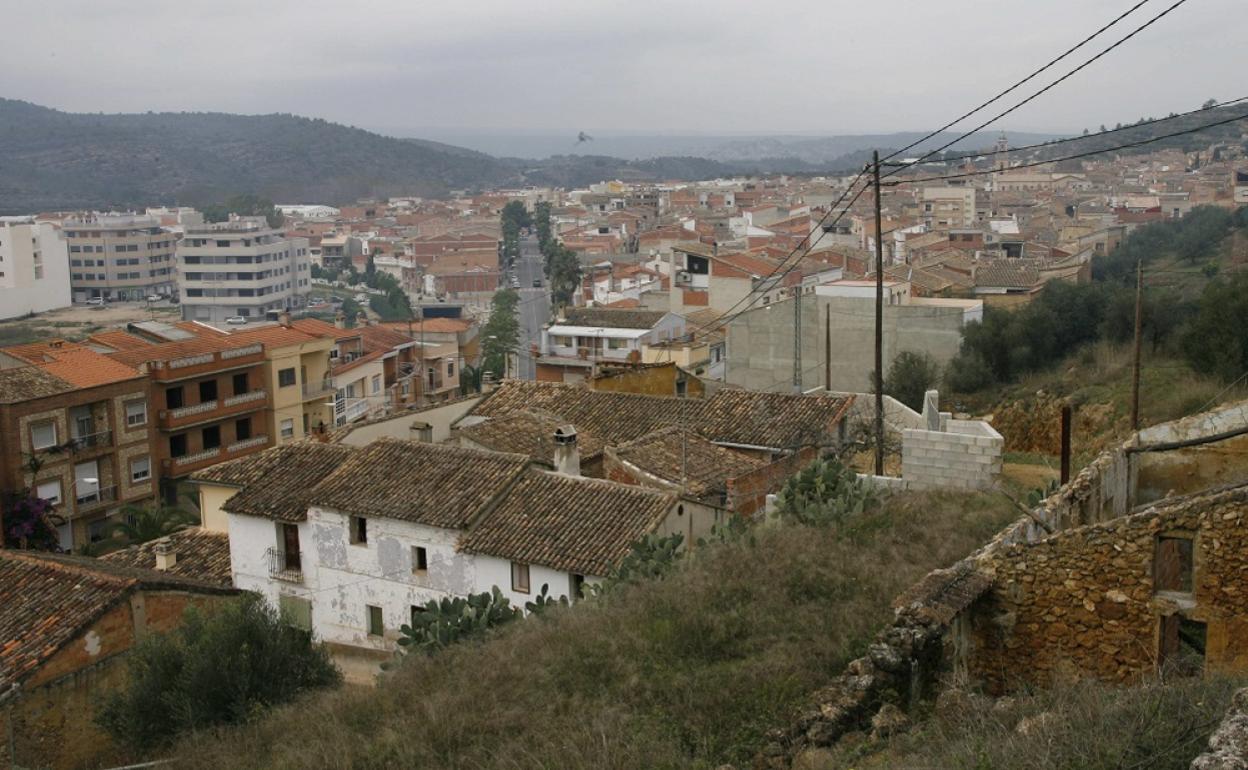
[562,308,669,330]
[0,550,234,690]
[696,389,854,450]
[458,411,605,464]
[0,366,73,404]
[459,469,676,576]
[193,442,356,522]
[100,528,233,587]
[309,438,529,529]
[610,427,765,502]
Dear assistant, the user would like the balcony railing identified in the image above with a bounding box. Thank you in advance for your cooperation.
[68,429,112,453]
[266,547,303,582]
[228,435,269,453]
[75,485,117,510]
[343,399,371,422]
[171,447,221,469]
[169,400,218,419]
[223,389,267,407]
[301,379,335,398]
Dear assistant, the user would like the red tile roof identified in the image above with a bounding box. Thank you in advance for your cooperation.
[1,341,145,388]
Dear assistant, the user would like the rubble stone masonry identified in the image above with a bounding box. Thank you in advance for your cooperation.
[967,485,1248,694]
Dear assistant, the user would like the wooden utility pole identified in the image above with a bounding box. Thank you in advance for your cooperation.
[872,151,885,477]
[1131,259,1143,430]
[793,283,802,394]
[824,304,831,392]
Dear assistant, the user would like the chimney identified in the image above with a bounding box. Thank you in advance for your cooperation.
[278,310,291,327]
[334,310,347,330]
[553,425,580,476]
[153,540,176,571]
[357,310,369,327]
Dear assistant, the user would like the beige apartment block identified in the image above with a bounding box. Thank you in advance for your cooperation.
[61,214,177,301]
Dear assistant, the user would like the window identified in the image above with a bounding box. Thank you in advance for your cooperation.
[232,372,249,395]
[125,400,147,427]
[279,595,312,632]
[130,456,151,483]
[410,604,426,628]
[1159,615,1206,676]
[280,418,294,439]
[198,379,218,402]
[570,573,585,600]
[36,479,62,505]
[235,418,251,441]
[607,337,628,350]
[30,421,57,450]
[412,546,428,573]
[169,433,188,458]
[511,561,530,594]
[278,368,297,388]
[349,515,367,545]
[366,604,384,636]
[202,425,221,450]
[371,374,381,394]
[447,361,454,377]
[1155,535,1194,594]
[165,386,184,410]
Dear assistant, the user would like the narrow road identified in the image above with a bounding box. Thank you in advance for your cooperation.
[512,236,550,380]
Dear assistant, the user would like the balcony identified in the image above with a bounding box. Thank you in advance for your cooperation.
[75,485,117,511]
[301,379,335,400]
[266,547,303,583]
[227,434,269,453]
[67,429,112,453]
[159,389,268,429]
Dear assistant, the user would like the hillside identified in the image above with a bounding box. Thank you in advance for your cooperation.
[0,99,518,213]
[164,490,1020,769]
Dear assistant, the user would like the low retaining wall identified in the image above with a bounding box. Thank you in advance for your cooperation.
[902,419,1003,491]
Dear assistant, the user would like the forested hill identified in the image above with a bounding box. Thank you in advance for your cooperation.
[0,99,518,213]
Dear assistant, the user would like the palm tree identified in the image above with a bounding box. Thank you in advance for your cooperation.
[110,502,196,545]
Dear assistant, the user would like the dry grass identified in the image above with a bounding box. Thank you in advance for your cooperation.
[168,490,1019,770]
[817,674,1244,770]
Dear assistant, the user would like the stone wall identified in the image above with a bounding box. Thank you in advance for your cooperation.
[965,485,1248,694]
[1190,688,1248,770]
[902,420,1003,491]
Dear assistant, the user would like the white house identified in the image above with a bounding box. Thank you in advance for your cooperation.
[0,219,71,320]
[195,435,678,652]
[541,307,686,365]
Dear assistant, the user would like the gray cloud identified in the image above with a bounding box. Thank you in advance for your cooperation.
[3,0,1242,137]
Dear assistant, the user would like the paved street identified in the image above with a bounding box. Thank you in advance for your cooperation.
[512,236,550,380]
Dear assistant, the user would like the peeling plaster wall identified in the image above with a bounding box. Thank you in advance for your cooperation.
[306,506,474,650]
[474,555,600,608]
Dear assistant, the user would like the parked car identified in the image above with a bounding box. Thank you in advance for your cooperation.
[85,297,106,306]
[146,294,162,302]
[225,316,248,325]
[532,278,542,288]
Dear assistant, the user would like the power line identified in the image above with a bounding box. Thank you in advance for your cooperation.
[883,109,1248,187]
[881,0,1155,163]
[897,95,1248,168]
[883,0,1193,179]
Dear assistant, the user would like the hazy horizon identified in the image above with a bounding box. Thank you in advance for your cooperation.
[2,0,1239,138]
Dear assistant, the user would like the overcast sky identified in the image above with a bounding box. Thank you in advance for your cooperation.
[2,0,1241,137]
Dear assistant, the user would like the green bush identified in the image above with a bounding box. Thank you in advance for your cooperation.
[395,587,520,657]
[884,351,941,411]
[96,595,340,752]
[775,455,876,526]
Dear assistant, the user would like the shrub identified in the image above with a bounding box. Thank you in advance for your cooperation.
[395,587,520,657]
[775,455,876,526]
[96,595,340,752]
[884,351,941,411]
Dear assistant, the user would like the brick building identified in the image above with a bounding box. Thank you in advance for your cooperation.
[0,341,157,549]
[0,551,234,769]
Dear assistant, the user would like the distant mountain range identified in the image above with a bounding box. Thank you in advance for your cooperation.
[2,98,1243,215]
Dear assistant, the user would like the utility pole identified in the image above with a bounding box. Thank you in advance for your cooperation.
[872,151,885,477]
[1060,403,1073,485]
[1131,259,1143,431]
[793,283,802,394]
[824,304,831,392]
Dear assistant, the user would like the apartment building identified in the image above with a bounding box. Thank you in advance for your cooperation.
[89,328,273,497]
[60,214,177,301]
[177,218,311,324]
[0,342,156,549]
[921,187,979,229]
[230,322,336,442]
[538,308,686,384]
[0,219,71,320]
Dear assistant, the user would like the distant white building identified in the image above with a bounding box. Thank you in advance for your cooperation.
[276,204,340,220]
[0,219,72,320]
[177,217,311,324]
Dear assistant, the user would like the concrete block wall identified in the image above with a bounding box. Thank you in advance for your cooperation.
[902,421,1004,491]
